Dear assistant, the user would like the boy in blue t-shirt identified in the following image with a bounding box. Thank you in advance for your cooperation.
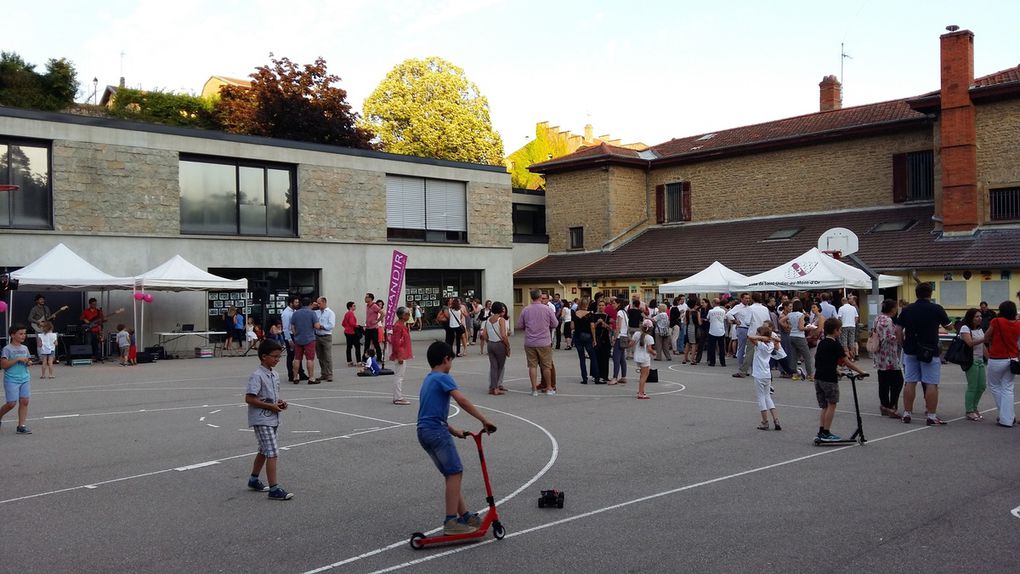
[1,324,33,434]
[417,341,497,536]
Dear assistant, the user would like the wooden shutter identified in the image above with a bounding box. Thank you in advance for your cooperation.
[892,153,908,203]
[681,181,692,221]
[655,184,665,224]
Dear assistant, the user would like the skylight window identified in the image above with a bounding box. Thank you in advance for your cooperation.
[871,220,917,233]
[696,133,717,141]
[764,227,803,241]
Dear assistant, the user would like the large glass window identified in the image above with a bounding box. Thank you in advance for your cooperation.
[1,140,51,229]
[404,269,481,327]
[386,175,467,243]
[512,203,547,242]
[180,156,296,236]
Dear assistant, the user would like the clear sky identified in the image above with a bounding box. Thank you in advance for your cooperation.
[6,0,1020,154]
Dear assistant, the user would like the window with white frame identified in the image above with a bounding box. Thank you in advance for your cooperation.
[386,175,467,243]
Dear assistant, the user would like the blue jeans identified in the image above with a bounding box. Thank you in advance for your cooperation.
[612,337,628,379]
[734,327,749,366]
[574,332,598,382]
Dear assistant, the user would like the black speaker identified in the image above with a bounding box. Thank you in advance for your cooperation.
[68,344,92,358]
[144,346,167,360]
[136,352,155,364]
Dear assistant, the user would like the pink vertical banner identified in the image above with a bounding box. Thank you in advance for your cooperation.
[384,250,408,332]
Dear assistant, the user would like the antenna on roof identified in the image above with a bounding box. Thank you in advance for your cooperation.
[840,42,852,104]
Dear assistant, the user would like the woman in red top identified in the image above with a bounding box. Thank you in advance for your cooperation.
[984,300,1020,427]
[388,306,414,405]
[342,302,362,367]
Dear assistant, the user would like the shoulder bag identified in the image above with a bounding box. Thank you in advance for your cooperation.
[943,334,973,370]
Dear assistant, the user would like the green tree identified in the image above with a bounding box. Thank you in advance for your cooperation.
[506,124,573,190]
[214,55,375,148]
[362,57,503,165]
[0,52,79,111]
[108,88,217,128]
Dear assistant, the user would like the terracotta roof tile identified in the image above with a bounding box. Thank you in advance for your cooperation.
[514,206,1020,282]
[975,65,1020,87]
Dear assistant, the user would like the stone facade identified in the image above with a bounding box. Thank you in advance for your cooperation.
[299,165,386,241]
[467,181,512,247]
[649,129,934,224]
[544,168,610,252]
[52,140,179,235]
[976,98,1020,222]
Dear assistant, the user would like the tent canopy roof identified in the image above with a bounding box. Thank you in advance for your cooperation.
[659,261,749,294]
[735,248,903,290]
[135,255,248,291]
[10,243,133,289]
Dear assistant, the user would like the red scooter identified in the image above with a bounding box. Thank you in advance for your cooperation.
[410,429,506,549]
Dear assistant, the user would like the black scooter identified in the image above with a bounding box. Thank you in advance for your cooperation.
[814,371,869,446]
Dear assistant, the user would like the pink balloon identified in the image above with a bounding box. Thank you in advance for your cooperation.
[0,301,7,313]
[134,292,145,301]
[143,294,154,303]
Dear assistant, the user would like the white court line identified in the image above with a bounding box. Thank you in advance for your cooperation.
[0,423,412,506]
[209,409,222,414]
[291,430,321,434]
[502,382,686,399]
[174,461,219,472]
[303,404,559,574]
[1011,505,1020,519]
[288,403,404,426]
[326,407,995,574]
[199,417,205,422]
[675,392,882,417]
[206,424,219,428]
[43,414,80,419]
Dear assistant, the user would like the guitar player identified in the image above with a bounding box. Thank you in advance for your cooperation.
[80,298,105,361]
[28,294,69,334]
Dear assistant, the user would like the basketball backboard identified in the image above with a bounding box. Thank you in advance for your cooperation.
[818,227,859,257]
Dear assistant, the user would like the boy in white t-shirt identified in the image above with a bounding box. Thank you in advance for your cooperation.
[747,326,782,431]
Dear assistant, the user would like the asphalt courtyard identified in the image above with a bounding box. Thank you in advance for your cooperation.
[2,334,1018,573]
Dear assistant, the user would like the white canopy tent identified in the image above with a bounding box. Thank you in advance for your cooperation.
[133,255,248,348]
[659,261,750,294]
[734,248,903,291]
[5,243,134,332]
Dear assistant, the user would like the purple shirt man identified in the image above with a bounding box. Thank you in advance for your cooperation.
[516,289,559,395]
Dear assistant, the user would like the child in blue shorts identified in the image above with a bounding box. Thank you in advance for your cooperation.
[417,341,497,535]
[1,324,33,434]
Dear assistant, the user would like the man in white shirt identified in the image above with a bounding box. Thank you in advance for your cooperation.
[837,295,860,360]
[672,296,689,354]
[735,293,773,377]
[726,293,752,367]
[706,298,727,367]
[314,297,336,381]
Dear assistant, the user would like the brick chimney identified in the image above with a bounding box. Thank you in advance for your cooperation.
[939,27,978,233]
[819,75,842,112]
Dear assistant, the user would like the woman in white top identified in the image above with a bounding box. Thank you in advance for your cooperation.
[959,307,986,421]
[445,298,466,356]
[37,320,58,379]
[632,319,655,399]
[560,304,573,350]
[484,302,511,395]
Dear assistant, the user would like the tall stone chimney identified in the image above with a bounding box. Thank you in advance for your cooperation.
[939,27,978,233]
[819,75,842,112]
[584,123,594,143]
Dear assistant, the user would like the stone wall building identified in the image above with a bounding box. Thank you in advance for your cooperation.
[516,28,1020,319]
[1,107,512,348]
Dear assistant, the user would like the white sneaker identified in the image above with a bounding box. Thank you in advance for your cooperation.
[547,390,556,396]
[531,390,539,397]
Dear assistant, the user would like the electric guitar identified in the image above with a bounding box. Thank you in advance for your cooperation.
[83,307,126,331]
[30,305,69,332]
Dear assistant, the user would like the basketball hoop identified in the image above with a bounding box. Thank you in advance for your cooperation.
[818,227,859,258]
[0,185,19,192]
[821,250,843,260]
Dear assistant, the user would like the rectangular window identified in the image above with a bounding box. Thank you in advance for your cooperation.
[937,281,967,307]
[512,203,547,242]
[989,187,1020,222]
[405,269,481,327]
[569,226,584,250]
[0,140,51,229]
[179,156,296,236]
[893,150,934,202]
[981,280,1010,306]
[657,182,691,223]
[386,175,467,243]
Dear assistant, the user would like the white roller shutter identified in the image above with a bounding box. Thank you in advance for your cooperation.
[425,179,466,231]
[386,175,425,229]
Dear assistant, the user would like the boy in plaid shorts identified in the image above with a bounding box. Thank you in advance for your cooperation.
[245,339,294,500]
